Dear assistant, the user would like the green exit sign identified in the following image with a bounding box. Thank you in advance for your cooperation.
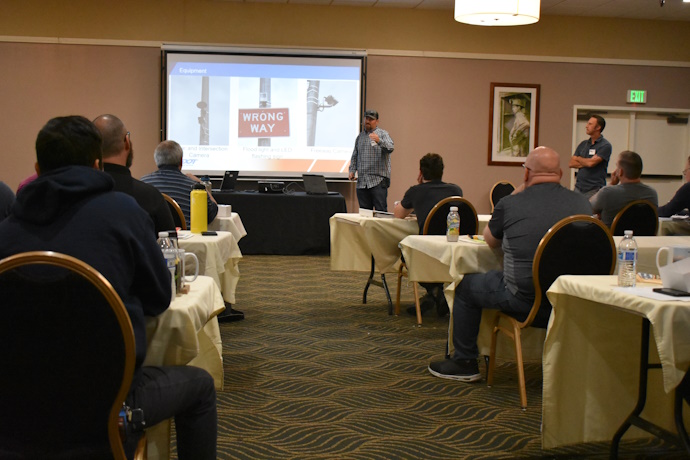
[627,90,647,104]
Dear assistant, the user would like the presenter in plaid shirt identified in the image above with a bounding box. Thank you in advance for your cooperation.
[348,109,395,211]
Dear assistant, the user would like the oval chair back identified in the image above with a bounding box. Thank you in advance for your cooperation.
[490,181,515,213]
[162,193,187,230]
[0,251,135,459]
[422,196,478,236]
[610,199,658,236]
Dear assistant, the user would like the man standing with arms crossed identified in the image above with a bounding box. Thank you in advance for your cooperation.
[349,109,395,211]
[570,115,612,198]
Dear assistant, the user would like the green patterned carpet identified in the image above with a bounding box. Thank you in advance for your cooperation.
[209,255,686,459]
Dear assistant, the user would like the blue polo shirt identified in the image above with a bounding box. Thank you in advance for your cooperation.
[573,135,612,193]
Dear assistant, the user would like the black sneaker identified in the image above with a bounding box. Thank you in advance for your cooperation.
[218,304,244,323]
[406,293,436,316]
[428,358,481,382]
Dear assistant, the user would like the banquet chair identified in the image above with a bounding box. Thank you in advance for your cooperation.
[487,215,616,409]
[0,251,138,459]
[162,193,187,230]
[610,199,658,236]
[490,181,515,213]
[396,196,478,325]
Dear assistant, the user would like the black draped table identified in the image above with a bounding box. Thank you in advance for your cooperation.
[213,191,347,255]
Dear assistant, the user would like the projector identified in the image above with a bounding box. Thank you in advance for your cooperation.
[258,181,285,193]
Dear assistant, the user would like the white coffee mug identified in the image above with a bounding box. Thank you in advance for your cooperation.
[175,249,199,293]
[656,246,690,268]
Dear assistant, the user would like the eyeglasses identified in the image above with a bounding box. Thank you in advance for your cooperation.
[522,164,531,171]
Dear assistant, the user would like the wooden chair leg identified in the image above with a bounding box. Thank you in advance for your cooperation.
[395,264,404,315]
[487,317,501,387]
[512,324,527,410]
[412,282,422,326]
[133,432,147,460]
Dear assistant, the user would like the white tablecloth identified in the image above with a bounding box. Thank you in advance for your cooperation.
[330,213,418,273]
[178,230,242,304]
[544,275,690,448]
[143,275,226,460]
[658,217,690,236]
[478,214,490,235]
[208,212,247,241]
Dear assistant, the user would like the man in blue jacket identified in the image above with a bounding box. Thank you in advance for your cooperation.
[0,116,217,459]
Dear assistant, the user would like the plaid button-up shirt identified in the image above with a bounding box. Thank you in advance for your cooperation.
[349,127,394,189]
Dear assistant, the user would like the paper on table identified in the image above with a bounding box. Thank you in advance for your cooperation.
[612,286,690,302]
[459,235,486,245]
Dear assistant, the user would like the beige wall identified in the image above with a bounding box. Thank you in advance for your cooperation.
[2,1,690,62]
[1,1,689,212]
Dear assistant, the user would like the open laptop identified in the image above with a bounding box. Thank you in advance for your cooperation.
[302,174,330,195]
[220,171,239,191]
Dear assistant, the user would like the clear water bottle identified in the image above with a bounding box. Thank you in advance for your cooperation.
[447,206,460,242]
[157,231,177,299]
[617,230,638,287]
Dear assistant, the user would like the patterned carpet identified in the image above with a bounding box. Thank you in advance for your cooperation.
[210,255,686,459]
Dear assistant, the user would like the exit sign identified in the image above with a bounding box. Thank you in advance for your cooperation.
[627,90,647,104]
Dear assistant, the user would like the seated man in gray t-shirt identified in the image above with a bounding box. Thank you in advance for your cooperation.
[589,150,658,228]
[428,147,592,382]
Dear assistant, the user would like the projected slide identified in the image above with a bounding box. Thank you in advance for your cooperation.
[164,51,365,178]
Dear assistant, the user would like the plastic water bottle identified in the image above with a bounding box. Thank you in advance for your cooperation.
[447,206,460,242]
[157,231,177,300]
[618,230,638,287]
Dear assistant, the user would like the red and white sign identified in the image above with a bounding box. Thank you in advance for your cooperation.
[238,108,290,138]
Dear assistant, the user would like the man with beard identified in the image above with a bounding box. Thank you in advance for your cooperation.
[93,114,174,236]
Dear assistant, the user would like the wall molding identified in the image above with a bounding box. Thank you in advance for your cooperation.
[2,35,690,68]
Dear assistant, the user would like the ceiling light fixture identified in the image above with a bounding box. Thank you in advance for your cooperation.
[455,0,541,26]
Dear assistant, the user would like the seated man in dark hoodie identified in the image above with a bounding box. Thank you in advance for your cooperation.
[0,116,217,459]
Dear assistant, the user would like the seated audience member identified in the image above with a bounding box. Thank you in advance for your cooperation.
[393,153,463,317]
[428,146,592,382]
[93,114,175,236]
[0,181,14,221]
[142,140,244,322]
[590,150,658,227]
[16,173,37,193]
[141,140,218,228]
[0,116,217,459]
[658,155,690,217]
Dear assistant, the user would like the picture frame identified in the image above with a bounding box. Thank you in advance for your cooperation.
[487,83,540,166]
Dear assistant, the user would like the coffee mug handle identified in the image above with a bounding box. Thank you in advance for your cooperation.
[183,252,199,282]
[656,247,671,270]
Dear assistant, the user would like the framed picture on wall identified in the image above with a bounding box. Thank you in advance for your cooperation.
[488,83,540,166]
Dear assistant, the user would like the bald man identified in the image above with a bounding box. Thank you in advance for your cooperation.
[429,147,592,382]
[93,114,174,236]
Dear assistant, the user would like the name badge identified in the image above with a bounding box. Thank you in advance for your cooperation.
[589,149,596,156]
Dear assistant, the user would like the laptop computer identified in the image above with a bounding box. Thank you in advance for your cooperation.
[220,171,239,191]
[302,174,329,195]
